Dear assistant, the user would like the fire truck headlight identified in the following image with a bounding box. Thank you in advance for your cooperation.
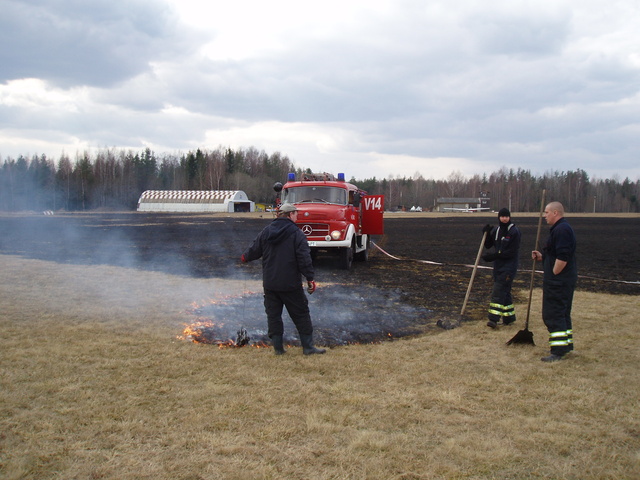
[330,230,342,240]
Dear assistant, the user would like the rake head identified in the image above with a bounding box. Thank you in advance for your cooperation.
[506,328,535,346]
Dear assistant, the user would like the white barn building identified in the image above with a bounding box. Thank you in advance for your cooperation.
[137,190,254,213]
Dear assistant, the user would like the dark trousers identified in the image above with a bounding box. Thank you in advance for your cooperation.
[264,287,313,338]
[542,278,576,355]
[488,271,516,323]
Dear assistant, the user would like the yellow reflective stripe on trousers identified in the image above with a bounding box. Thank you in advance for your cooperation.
[489,303,515,317]
[549,330,569,347]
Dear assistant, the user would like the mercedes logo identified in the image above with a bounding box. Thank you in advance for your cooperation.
[302,225,313,235]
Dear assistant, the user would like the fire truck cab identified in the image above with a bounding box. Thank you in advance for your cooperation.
[274,172,384,269]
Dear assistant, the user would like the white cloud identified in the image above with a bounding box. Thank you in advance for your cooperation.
[0,78,86,111]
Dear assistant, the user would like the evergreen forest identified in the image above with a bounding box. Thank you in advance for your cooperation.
[1,147,638,213]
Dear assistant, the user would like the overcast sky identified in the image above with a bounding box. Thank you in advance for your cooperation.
[1,0,638,181]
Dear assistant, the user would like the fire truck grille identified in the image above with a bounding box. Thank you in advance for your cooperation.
[300,223,329,238]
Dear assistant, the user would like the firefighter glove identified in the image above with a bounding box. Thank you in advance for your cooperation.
[482,224,492,234]
[307,280,316,294]
[482,253,498,262]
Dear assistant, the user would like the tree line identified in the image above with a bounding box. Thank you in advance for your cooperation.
[1,147,638,213]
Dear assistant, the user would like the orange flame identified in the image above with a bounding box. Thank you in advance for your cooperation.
[179,296,269,348]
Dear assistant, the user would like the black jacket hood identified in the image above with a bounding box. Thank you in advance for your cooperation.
[266,217,299,245]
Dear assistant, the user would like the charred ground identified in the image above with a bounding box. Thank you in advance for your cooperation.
[1,213,637,323]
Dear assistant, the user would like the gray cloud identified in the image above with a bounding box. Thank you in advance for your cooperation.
[468,9,570,57]
[0,0,192,87]
[0,0,638,181]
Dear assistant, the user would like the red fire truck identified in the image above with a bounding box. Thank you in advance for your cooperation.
[274,172,384,269]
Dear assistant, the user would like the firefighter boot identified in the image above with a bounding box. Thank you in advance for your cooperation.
[300,334,326,355]
[271,335,286,355]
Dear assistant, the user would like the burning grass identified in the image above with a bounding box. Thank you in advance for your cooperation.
[180,284,435,348]
[2,253,639,480]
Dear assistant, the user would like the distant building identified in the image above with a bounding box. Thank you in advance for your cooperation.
[137,190,254,213]
[436,196,490,212]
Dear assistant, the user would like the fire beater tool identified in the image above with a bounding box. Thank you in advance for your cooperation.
[235,328,250,347]
[459,230,488,320]
[436,232,487,330]
[437,230,487,330]
[235,274,250,347]
[507,189,546,346]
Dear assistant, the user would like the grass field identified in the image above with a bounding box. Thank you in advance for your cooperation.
[1,253,639,480]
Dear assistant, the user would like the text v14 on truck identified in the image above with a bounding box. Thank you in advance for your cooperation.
[274,172,384,270]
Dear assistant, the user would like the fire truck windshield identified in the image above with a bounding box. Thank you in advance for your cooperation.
[283,186,347,205]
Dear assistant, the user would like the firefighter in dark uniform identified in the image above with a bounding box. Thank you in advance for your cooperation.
[482,207,521,328]
[241,203,326,355]
[532,201,577,362]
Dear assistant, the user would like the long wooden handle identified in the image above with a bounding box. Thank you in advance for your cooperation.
[461,231,488,316]
[524,190,546,328]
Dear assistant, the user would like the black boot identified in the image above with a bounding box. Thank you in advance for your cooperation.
[271,335,286,355]
[300,334,326,355]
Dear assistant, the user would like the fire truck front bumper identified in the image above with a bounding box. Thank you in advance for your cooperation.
[306,239,351,248]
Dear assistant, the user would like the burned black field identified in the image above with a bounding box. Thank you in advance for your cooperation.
[1,213,637,345]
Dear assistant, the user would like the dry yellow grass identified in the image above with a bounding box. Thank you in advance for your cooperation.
[1,253,639,480]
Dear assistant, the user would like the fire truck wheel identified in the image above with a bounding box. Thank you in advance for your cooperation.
[340,245,353,270]
[355,237,370,262]
[355,247,368,262]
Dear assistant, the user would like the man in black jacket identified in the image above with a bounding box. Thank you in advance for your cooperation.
[241,203,326,355]
[482,207,521,329]
[532,201,577,362]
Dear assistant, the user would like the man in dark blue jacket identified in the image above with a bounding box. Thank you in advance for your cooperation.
[241,203,326,355]
[482,207,521,329]
[532,201,577,362]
